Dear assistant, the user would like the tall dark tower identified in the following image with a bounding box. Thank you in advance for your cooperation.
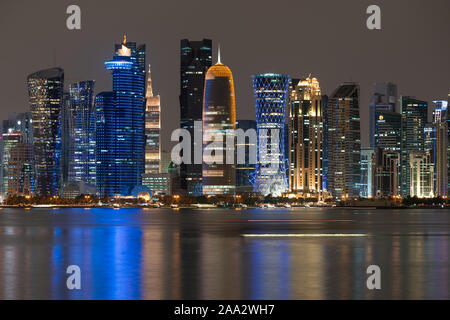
[27,68,64,196]
[179,39,212,195]
[326,83,361,199]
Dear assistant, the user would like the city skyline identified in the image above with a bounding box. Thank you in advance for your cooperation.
[1,0,449,150]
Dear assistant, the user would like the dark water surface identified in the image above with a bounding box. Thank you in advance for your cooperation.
[0,207,449,299]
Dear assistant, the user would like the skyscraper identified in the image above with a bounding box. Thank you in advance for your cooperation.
[8,143,34,197]
[399,96,428,197]
[432,100,448,197]
[326,83,361,199]
[369,82,397,148]
[1,131,22,197]
[143,65,161,175]
[66,81,96,188]
[288,77,323,198]
[95,36,146,197]
[179,39,212,195]
[374,110,402,152]
[374,150,400,197]
[252,73,290,196]
[409,151,434,198]
[27,67,64,197]
[202,49,236,195]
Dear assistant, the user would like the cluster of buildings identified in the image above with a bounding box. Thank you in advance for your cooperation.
[0,37,448,201]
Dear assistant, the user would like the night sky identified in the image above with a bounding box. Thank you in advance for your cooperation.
[0,0,449,149]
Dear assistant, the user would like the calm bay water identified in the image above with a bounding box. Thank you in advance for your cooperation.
[0,207,449,299]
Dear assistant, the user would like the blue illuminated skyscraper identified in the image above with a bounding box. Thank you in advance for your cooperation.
[95,36,146,197]
[252,73,290,196]
[27,67,64,197]
[67,81,96,188]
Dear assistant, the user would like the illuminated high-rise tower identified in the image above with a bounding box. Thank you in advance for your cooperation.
[67,81,96,188]
[179,39,212,195]
[202,47,236,195]
[369,82,397,148]
[399,96,428,197]
[143,65,161,174]
[326,83,361,199]
[252,73,290,196]
[432,100,448,197]
[95,36,146,196]
[27,67,64,197]
[288,77,323,198]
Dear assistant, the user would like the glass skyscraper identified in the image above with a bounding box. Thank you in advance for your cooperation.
[67,81,96,187]
[27,67,64,197]
[179,39,212,196]
[252,73,290,197]
[95,37,146,197]
[326,83,361,199]
[399,96,428,197]
[202,51,236,195]
[369,82,397,148]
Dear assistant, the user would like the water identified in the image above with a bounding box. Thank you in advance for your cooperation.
[0,207,449,300]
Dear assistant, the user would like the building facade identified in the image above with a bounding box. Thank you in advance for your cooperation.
[369,82,397,148]
[360,148,375,198]
[143,65,161,175]
[252,73,290,196]
[27,68,64,197]
[409,151,434,198]
[202,51,236,195]
[235,120,257,194]
[67,81,96,189]
[432,100,448,197]
[179,39,212,195]
[326,83,361,199]
[288,77,323,198]
[95,37,146,197]
[399,97,428,197]
[7,143,34,197]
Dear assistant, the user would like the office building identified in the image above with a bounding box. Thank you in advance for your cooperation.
[288,77,323,198]
[399,97,428,197]
[326,83,361,199]
[202,48,236,195]
[27,67,64,197]
[95,36,146,197]
[369,82,397,148]
[252,73,290,196]
[66,81,96,189]
[179,39,212,195]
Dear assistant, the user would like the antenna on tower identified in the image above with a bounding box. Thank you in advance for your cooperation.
[217,44,221,64]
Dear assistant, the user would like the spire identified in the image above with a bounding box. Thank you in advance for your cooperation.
[146,64,153,98]
[123,34,127,45]
[217,44,222,64]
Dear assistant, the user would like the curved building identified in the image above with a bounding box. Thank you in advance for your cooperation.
[252,73,290,196]
[27,67,64,196]
[202,50,236,195]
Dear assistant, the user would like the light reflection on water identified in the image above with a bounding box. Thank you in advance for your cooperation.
[0,207,449,299]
